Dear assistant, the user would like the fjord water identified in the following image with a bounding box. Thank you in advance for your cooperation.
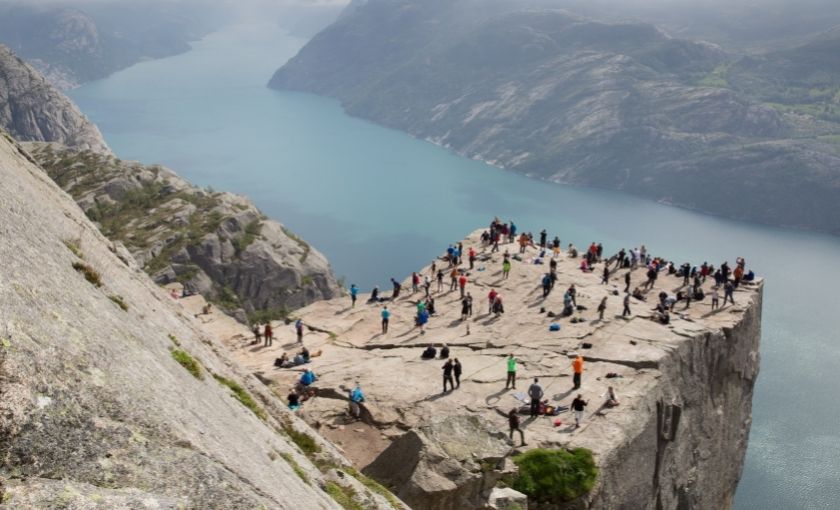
[70,22,840,510]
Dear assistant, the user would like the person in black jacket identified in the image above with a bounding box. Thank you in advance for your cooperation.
[453,358,462,388]
[442,358,455,393]
[508,408,526,446]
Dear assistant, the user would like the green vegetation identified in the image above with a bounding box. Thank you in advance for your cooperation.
[345,466,405,510]
[213,374,267,421]
[232,220,263,256]
[696,63,731,88]
[72,262,102,287]
[323,482,363,510]
[171,349,203,380]
[247,307,289,326]
[108,295,129,311]
[280,452,310,484]
[282,422,321,456]
[211,285,240,312]
[168,334,180,346]
[282,226,311,263]
[63,238,83,259]
[510,448,598,503]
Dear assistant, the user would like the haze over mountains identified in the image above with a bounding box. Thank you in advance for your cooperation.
[271,0,840,235]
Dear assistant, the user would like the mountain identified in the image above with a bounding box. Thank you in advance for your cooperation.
[271,0,840,235]
[0,133,403,510]
[0,44,109,152]
[0,1,224,88]
[26,143,343,323]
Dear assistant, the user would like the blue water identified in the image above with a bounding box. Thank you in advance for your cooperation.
[70,22,840,510]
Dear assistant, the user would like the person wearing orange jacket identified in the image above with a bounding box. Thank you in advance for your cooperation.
[572,354,584,390]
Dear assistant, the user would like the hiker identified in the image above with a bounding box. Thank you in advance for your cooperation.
[458,274,468,298]
[601,265,610,284]
[424,275,431,297]
[369,286,380,303]
[299,369,317,387]
[465,293,473,317]
[421,345,437,359]
[724,281,735,305]
[542,274,552,298]
[568,284,578,308]
[461,296,470,321]
[624,272,631,293]
[426,296,436,315]
[622,293,631,317]
[391,278,402,299]
[492,295,504,316]
[288,389,300,410]
[508,408,526,446]
[350,284,359,308]
[416,309,429,334]
[264,323,274,347]
[294,319,303,343]
[539,229,547,249]
[502,259,511,279]
[411,272,420,294]
[453,358,462,388]
[440,343,450,359]
[469,247,477,269]
[605,386,619,408]
[563,291,574,316]
[349,383,365,419]
[275,353,289,368]
[506,354,518,389]
[571,394,588,428]
[450,268,459,291]
[381,306,390,334]
[488,288,498,313]
[598,297,608,321]
[528,378,544,417]
[442,358,455,392]
[711,287,720,310]
[252,324,262,345]
[572,355,584,389]
[436,270,444,293]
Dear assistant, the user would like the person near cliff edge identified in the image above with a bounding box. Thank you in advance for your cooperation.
[572,354,584,389]
[264,323,273,347]
[350,283,359,308]
[528,378,544,417]
[506,353,518,389]
[508,408,527,446]
[294,319,303,344]
[381,306,390,334]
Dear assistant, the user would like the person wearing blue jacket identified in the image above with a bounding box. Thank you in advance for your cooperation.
[350,284,359,308]
[300,369,317,387]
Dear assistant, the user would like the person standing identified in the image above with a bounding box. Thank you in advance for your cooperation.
[294,319,303,344]
[488,288,498,313]
[528,378,544,417]
[391,278,402,299]
[598,297,608,321]
[381,306,390,334]
[453,358,462,388]
[508,408,526,446]
[502,259,511,279]
[601,265,610,284]
[539,229,547,249]
[264,323,273,347]
[506,354,518,389]
[252,324,262,345]
[622,293,631,317]
[350,284,359,308]
[459,274,468,298]
[724,281,735,306]
[624,272,631,293]
[571,394,588,429]
[469,247,477,270]
[411,272,420,294]
[442,358,455,393]
[436,269,444,293]
[572,355,584,389]
[711,287,720,310]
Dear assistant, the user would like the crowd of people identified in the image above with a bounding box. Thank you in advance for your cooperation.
[258,216,757,445]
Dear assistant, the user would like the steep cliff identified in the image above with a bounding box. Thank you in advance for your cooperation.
[25,142,343,322]
[204,228,763,509]
[0,44,109,153]
[0,132,403,509]
[270,0,840,234]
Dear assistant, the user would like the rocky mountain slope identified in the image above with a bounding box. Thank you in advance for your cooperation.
[25,142,342,323]
[0,131,404,510]
[200,228,763,509]
[270,0,840,235]
[0,44,109,153]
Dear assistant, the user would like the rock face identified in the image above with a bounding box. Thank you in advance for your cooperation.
[26,142,342,321]
[0,133,404,509]
[270,0,840,234]
[211,228,763,509]
[0,45,109,153]
[364,416,515,510]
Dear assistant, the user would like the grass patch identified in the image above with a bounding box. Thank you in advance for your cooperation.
[280,452,310,484]
[63,239,83,259]
[168,334,180,346]
[72,262,102,287]
[282,226,311,263]
[108,295,129,311]
[247,307,289,326]
[510,448,597,503]
[345,467,405,510]
[324,482,363,510]
[171,349,203,380]
[282,422,321,456]
[232,220,263,256]
[213,374,267,421]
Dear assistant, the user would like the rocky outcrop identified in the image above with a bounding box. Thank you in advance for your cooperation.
[0,133,407,509]
[207,228,763,509]
[25,142,342,321]
[270,0,840,234]
[0,44,109,153]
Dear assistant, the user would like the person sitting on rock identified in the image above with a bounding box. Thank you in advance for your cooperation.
[421,345,437,359]
[299,369,317,387]
[349,383,365,419]
[605,386,620,408]
[440,343,450,359]
[287,389,300,410]
[369,285,380,303]
[300,346,310,363]
[274,353,289,368]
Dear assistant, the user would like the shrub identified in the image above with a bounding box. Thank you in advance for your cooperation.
[72,262,102,287]
[280,452,310,484]
[171,349,203,380]
[282,422,321,456]
[323,482,363,510]
[213,374,267,421]
[108,295,129,311]
[511,448,598,503]
[344,467,405,510]
[63,239,83,259]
